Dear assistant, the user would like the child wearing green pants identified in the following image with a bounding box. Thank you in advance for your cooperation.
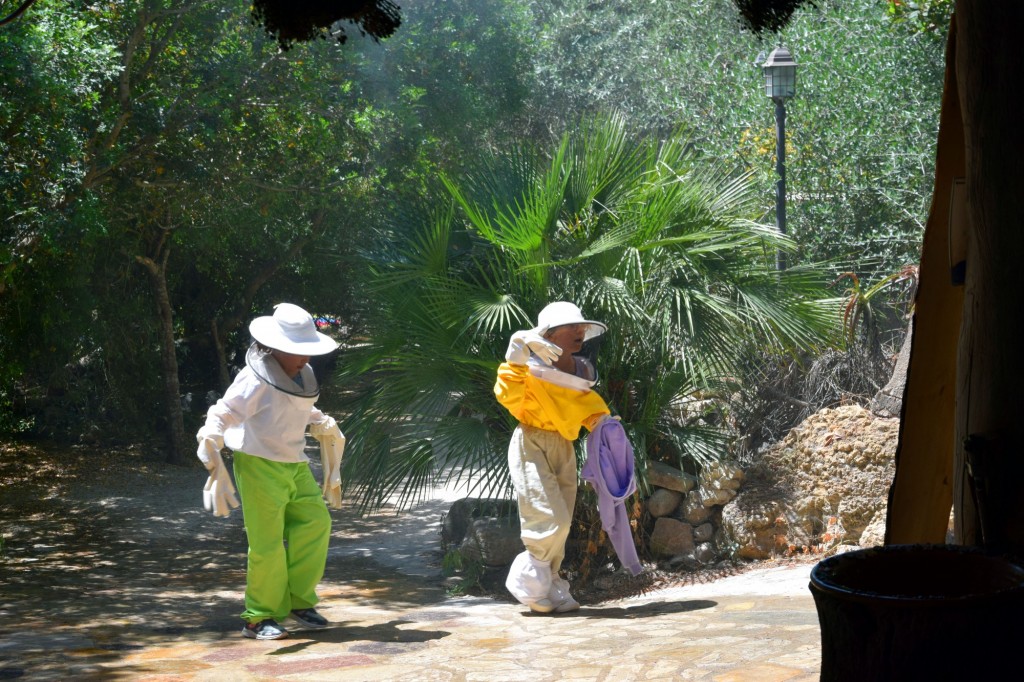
[197,303,343,640]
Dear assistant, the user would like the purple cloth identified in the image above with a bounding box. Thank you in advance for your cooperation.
[582,419,642,576]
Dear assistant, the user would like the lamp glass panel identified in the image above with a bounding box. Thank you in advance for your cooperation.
[766,66,796,99]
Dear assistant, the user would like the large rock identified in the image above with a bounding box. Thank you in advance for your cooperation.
[678,493,712,525]
[442,497,517,549]
[692,461,744,508]
[721,405,898,559]
[719,501,791,560]
[649,517,695,557]
[701,461,745,491]
[693,522,715,543]
[694,542,717,564]
[647,488,683,518]
[459,517,524,567]
[646,461,698,493]
[698,486,738,507]
[858,511,887,548]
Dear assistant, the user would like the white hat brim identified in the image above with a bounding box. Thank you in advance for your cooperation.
[540,320,607,342]
[249,316,339,356]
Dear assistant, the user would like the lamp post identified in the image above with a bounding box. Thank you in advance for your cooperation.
[759,45,797,271]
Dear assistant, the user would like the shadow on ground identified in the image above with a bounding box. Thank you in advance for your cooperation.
[0,442,451,679]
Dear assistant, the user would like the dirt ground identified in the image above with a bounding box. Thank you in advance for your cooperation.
[0,441,450,648]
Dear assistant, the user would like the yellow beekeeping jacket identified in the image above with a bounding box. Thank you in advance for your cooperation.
[494,361,610,441]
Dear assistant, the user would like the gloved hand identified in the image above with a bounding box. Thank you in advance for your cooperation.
[505,327,562,366]
[196,425,226,471]
[197,425,238,517]
[308,415,338,438]
[311,417,345,509]
[203,465,240,518]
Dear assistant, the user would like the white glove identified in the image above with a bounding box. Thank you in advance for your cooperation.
[308,415,338,438]
[196,425,226,471]
[506,327,562,366]
[311,419,345,509]
[197,425,238,516]
[203,465,240,518]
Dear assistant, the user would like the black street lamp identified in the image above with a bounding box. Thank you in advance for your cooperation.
[759,45,797,271]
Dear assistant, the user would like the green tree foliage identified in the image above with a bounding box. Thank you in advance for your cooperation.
[2,0,944,472]
[1,3,123,434]
[885,0,953,36]
[0,0,543,455]
[336,0,538,194]
[335,115,839,511]
[777,2,946,277]
[0,4,118,281]
[0,2,389,453]
[527,0,945,286]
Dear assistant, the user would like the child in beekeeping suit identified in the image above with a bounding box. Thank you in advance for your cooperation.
[494,301,611,613]
[197,303,345,640]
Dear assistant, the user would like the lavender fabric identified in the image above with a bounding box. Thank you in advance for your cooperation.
[582,419,642,576]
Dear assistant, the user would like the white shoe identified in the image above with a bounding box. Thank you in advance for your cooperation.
[549,577,580,612]
[551,594,580,612]
[527,598,556,613]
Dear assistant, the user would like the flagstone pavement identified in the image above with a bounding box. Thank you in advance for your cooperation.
[0,453,822,681]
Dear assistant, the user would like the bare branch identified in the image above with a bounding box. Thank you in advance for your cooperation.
[0,0,39,27]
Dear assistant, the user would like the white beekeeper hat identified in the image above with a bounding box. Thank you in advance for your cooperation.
[535,301,606,341]
[249,303,338,356]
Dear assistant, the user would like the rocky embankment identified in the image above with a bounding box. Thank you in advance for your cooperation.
[444,404,903,575]
[720,404,901,559]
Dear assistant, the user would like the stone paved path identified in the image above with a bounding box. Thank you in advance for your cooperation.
[0,445,822,680]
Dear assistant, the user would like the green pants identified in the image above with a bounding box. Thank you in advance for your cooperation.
[233,452,331,624]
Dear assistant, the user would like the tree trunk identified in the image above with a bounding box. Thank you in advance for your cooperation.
[137,247,191,467]
[212,317,231,391]
[870,317,912,418]
[952,1,1024,557]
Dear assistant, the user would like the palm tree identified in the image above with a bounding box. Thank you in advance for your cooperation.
[335,114,839,512]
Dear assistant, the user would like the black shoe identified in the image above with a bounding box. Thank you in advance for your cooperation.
[242,618,289,640]
[290,608,329,629]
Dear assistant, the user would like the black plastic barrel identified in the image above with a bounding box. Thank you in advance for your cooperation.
[809,544,1024,681]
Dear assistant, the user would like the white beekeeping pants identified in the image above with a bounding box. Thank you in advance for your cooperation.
[505,424,577,604]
